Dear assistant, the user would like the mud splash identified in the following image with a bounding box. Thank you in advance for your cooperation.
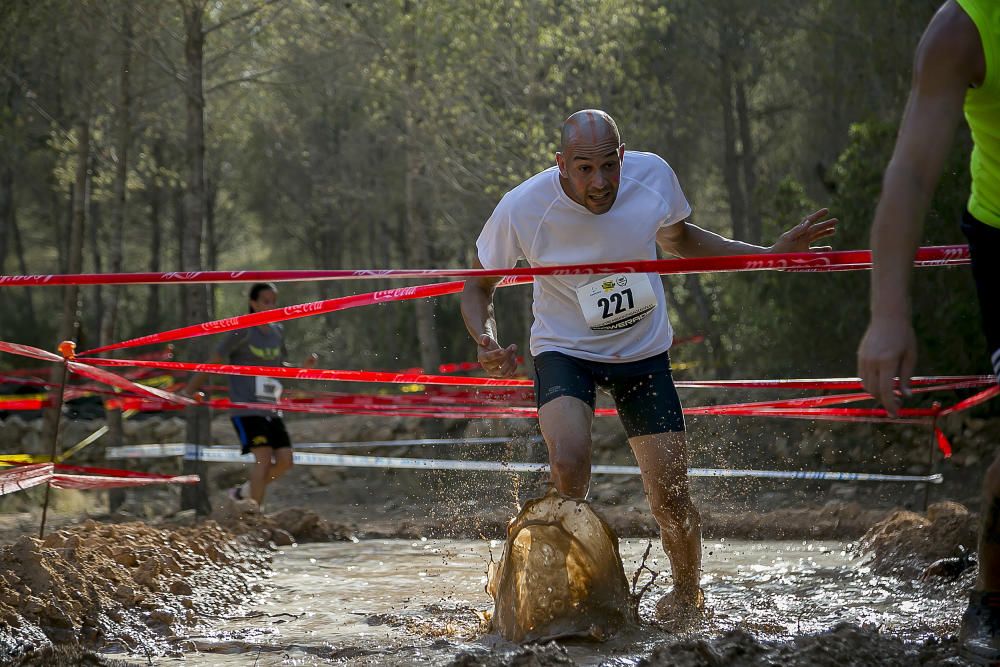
[857,501,978,579]
[488,490,633,643]
[0,519,269,663]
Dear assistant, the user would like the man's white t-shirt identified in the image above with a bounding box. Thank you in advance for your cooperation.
[476,150,691,363]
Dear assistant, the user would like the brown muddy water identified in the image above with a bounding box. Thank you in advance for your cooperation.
[109,538,965,665]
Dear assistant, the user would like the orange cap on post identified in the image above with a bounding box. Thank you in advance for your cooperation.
[57,341,76,360]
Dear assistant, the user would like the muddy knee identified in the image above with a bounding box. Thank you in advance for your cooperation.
[549,444,591,498]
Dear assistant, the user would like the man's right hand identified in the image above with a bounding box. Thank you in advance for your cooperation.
[477,334,519,377]
[858,315,918,417]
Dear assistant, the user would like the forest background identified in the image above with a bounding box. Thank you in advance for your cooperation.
[0,0,986,391]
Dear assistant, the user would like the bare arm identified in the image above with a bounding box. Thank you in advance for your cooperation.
[460,258,518,377]
[859,1,981,413]
[656,209,837,259]
[184,352,224,395]
[656,218,768,258]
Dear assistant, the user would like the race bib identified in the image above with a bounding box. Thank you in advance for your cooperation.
[575,273,657,331]
[255,376,283,402]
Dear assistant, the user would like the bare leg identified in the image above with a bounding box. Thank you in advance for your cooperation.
[248,446,274,504]
[629,431,702,611]
[269,448,294,484]
[538,396,594,497]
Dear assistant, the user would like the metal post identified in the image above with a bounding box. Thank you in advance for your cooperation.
[39,346,73,539]
[106,406,125,513]
[181,397,211,515]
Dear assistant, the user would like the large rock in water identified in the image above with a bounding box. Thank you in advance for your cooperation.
[487,488,634,642]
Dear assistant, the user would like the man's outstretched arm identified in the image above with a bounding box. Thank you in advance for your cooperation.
[858,1,980,415]
[656,209,837,259]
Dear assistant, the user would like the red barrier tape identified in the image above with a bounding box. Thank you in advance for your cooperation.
[77,357,536,387]
[67,361,193,405]
[80,279,474,356]
[939,385,1000,416]
[0,245,970,287]
[0,341,63,363]
[935,428,953,458]
[81,248,972,357]
[77,358,999,398]
[0,461,198,495]
[0,463,52,495]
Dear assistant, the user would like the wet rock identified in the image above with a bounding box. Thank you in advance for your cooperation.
[488,489,634,643]
[449,642,576,666]
[268,507,353,542]
[637,622,961,666]
[269,528,295,546]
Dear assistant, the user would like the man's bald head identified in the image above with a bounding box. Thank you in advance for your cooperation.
[560,110,621,153]
[555,110,625,215]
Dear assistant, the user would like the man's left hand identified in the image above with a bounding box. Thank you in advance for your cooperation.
[769,208,839,254]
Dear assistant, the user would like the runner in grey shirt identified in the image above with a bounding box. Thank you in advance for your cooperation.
[188,283,317,506]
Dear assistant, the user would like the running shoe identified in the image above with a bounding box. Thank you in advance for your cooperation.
[960,591,1000,664]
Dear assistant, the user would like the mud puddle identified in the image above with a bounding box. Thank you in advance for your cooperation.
[115,539,966,665]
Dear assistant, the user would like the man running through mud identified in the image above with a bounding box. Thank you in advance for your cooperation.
[857,2,1000,662]
[462,109,837,617]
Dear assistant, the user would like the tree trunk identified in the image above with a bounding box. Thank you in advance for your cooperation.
[205,172,217,321]
[45,118,90,449]
[88,198,103,349]
[0,149,12,276]
[718,41,748,241]
[145,143,163,331]
[180,0,209,345]
[173,187,187,324]
[59,119,90,344]
[101,2,132,348]
[11,211,36,331]
[0,69,16,275]
[402,0,441,373]
[735,76,761,245]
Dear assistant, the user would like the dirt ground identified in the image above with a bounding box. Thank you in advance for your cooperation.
[0,412,993,663]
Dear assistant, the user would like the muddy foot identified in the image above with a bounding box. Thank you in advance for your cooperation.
[654,588,705,629]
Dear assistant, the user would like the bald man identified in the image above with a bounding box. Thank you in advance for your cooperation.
[461,109,837,617]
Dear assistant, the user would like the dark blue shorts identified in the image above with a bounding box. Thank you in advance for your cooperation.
[231,415,291,455]
[533,350,685,437]
[962,210,1000,382]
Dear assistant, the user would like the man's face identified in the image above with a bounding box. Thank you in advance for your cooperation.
[250,289,277,313]
[556,142,625,215]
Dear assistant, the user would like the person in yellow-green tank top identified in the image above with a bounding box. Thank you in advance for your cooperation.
[857,1,1000,663]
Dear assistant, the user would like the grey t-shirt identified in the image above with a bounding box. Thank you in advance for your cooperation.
[216,324,288,417]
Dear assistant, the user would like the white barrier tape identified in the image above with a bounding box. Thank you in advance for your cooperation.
[177,446,943,484]
[107,443,189,459]
[107,436,543,460]
[294,436,545,448]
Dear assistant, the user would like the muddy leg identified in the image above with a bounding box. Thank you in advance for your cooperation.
[629,431,702,610]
